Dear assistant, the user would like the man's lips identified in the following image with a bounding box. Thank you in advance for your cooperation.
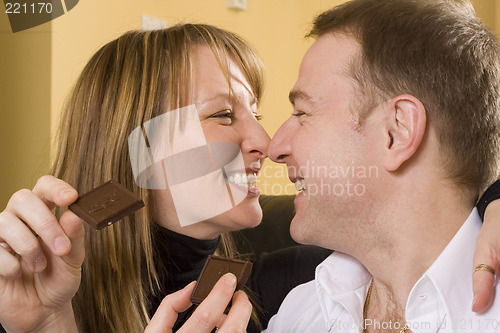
[295,179,307,192]
[289,174,307,192]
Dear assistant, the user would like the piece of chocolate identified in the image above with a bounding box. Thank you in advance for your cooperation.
[190,255,253,305]
[68,180,144,230]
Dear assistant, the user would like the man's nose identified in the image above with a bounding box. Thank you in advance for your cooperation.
[268,118,293,163]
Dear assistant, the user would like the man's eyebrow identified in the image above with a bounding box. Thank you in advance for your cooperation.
[288,89,312,106]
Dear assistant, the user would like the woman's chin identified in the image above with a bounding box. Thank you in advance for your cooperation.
[223,197,263,231]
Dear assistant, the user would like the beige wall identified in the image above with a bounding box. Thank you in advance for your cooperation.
[1,0,500,207]
[0,14,51,208]
[472,0,498,33]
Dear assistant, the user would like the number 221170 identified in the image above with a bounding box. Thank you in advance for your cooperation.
[5,2,53,14]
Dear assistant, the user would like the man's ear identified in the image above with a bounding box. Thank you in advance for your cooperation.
[384,94,426,171]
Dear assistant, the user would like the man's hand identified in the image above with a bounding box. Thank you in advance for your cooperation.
[473,200,500,313]
[146,273,252,333]
[0,175,84,332]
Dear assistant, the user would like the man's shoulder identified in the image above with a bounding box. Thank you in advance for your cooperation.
[265,251,369,333]
[279,279,319,314]
[265,279,326,333]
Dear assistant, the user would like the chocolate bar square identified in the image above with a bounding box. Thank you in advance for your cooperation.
[190,255,253,304]
[68,180,144,230]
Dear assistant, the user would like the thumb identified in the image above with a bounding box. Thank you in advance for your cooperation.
[58,210,85,267]
[146,281,196,333]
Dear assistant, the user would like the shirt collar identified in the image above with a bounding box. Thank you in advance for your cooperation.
[407,208,481,330]
[315,208,480,332]
[315,251,372,331]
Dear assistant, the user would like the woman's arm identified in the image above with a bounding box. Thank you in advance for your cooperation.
[473,180,500,313]
[146,273,252,333]
[0,176,84,332]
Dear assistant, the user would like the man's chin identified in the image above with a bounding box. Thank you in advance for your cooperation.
[289,215,310,245]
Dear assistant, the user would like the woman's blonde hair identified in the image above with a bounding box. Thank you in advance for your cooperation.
[52,23,264,332]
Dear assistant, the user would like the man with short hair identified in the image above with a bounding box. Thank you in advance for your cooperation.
[265,0,500,331]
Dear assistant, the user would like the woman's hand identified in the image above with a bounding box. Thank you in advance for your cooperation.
[146,273,252,333]
[473,199,500,313]
[0,175,84,332]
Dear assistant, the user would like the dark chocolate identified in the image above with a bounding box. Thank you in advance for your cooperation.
[190,255,253,304]
[68,180,144,230]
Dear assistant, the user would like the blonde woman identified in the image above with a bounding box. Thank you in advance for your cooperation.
[0,24,273,332]
[1,23,500,333]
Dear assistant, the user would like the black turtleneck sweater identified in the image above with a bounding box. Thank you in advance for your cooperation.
[149,225,221,330]
[148,224,332,332]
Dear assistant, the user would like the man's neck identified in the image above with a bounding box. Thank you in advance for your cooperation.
[356,180,474,328]
[364,283,407,333]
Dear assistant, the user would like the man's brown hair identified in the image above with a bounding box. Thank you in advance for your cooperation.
[309,0,500,196]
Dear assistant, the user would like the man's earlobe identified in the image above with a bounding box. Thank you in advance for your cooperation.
[384,95,426,172]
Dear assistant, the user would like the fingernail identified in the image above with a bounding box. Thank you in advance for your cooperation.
[62,188,76,198]
[54,236,69,254]
[224,273,237,286]
[472,295,478,310]
[34,254,47,272]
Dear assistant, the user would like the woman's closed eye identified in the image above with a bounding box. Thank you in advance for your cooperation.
[210,109,234,124]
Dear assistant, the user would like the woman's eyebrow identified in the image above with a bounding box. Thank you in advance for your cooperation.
[201,91,256,106]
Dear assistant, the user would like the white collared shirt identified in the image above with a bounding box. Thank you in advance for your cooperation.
[264,209,500,332]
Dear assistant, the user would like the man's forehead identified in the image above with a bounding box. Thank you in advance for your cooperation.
[292,33,360,106]
[301,33,360,73]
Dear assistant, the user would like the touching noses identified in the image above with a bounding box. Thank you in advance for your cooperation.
[240,118,270,160]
